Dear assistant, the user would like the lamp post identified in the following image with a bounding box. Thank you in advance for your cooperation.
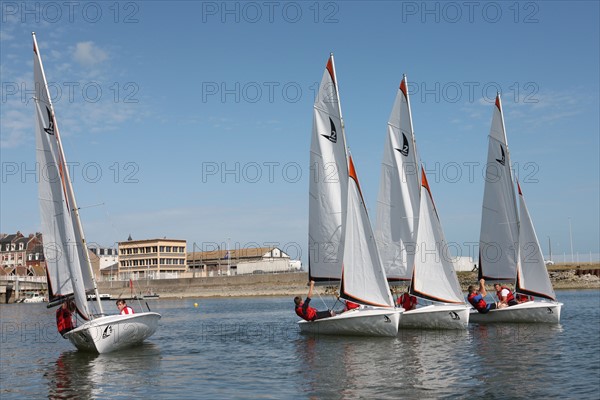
[568,217,574,263]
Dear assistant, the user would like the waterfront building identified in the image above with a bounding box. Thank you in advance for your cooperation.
[187,247,301,277]
[118,237,187,280]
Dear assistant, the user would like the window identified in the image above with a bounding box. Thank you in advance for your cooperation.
[28,254,33,261]
[160,246,165,252]
[19,243,24,250]
[166,246,172,252]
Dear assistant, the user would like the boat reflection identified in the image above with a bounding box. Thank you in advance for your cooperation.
[295,329,475,398]
[47,343,162,399]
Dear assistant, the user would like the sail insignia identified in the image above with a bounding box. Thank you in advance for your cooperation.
[394,133,410,156]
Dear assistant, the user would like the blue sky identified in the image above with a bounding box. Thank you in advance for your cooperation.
[1,1,598,264]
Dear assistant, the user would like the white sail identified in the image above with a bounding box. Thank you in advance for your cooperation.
[375,76,420,282]
[516,183,556,301]
[410,170,465,304]
[479,94,519,281]
[33,34,95,318]
[308,54,349,284]
[340,155,394,308]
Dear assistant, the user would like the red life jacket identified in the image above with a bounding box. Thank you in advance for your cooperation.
[496,286,515,303]
[398,293,417,310]
[120,306,135,315]
[468,292,487,311]
[517,294,534,302]
[56,307,74,335]
[295,302,317,321]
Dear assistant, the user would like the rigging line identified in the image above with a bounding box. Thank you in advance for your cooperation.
[315,289,329,311]
[76,202,106,210]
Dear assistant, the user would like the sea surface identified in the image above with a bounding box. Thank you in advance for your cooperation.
[1,290,599,399]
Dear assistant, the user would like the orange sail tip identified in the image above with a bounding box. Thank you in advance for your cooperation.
[400,77,408,97]
[495,94,502,112]
[517,181,522,196]
[326,56,336,86]
[421,166,430,190]
[348,154,358,182]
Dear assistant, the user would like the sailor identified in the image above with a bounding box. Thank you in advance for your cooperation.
[294,280,334,321]
[56,300,76,337]
[116,299,135,315]
[493,283,518,307]
[467,279,499,314]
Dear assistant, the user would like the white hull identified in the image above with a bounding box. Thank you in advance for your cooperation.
[399,304,470,330]
[469,301,562,324]
[298,308,401,337]
[65,312,161,353]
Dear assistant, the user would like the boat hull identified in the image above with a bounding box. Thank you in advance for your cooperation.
[469,301,562,324]
[65,312,161,353]
[297,308,401,337]
[399,304,470,330]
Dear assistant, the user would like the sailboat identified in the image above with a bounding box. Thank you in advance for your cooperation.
[471,94,562,323]
[375,77,469,329]
[298,54,401,337]
[33,32,161,352]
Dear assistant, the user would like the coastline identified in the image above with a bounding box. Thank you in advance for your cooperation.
[98,264,600,300]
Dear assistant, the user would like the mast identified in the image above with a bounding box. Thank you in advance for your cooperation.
[32,32,104,315]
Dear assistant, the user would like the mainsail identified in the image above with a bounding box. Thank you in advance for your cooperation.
[478,94,520,281]
[410,170,465,304]
[375,76,420,282]
[340,155,394,308]
[33,33,99,319]
[308,54,349,284]
[516,182,556,301]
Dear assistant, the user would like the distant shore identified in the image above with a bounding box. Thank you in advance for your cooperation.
[98,264,600,300]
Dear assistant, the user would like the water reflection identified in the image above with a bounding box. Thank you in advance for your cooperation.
[46,343,162,399]
[469,323,564,398]
[295,329,476,399]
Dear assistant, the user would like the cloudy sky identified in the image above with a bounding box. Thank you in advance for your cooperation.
[1,1,598,264]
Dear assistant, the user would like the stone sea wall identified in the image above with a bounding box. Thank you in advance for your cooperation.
[97,264,600,300]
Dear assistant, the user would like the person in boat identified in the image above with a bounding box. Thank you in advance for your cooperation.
[467,279,498,314]
[516,293,534,303]
[493,283,518,307]
[116,299,135,315]
[294,280,334,321]
[56,299,76,337]
[397,292,417,311]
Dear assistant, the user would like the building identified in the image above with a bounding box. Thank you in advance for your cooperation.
[89,246,118,280]
[118,237,187,280]
[187,247,301,277]
[0,232,46,276]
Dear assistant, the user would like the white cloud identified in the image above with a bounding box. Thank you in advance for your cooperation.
[73,42,108,66]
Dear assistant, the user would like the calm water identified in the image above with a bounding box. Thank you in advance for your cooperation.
[1,290,599,399]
